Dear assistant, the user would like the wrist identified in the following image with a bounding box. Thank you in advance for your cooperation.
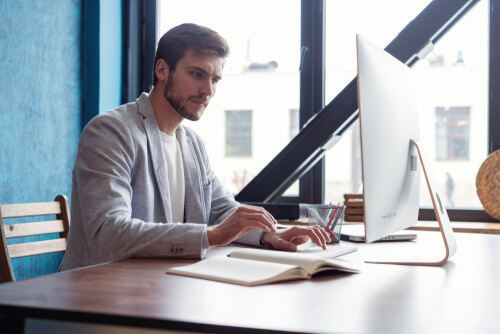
[206,227,219,246]
[260,232,273,248]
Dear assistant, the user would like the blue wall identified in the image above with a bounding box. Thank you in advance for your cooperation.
[0,0,123,281]
[99,0,122,114]
[0,0,83,280]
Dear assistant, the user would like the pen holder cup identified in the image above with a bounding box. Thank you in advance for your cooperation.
[307,204,345,243]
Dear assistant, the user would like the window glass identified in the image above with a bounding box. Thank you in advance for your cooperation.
[158,0,301,195]
[323,0,432,202]
[436,107,470,160]
[225,110,252,157]
[414,1,487,209]
[290,109,299,140]
[323,0,487,210]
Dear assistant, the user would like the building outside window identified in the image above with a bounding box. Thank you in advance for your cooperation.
[225,110,252,157]
[436,106,470,160]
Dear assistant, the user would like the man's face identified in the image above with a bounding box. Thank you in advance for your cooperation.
[163,49,224,121]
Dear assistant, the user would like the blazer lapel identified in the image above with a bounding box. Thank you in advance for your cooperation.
[176,127,206,224]
[136,94,172,222]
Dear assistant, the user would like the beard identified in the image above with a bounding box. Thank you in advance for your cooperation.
[163,72,206,121]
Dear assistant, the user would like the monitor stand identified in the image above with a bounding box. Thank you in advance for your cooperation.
[365,139,457,266]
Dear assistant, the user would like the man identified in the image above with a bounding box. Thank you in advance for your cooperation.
[60,23,329,271]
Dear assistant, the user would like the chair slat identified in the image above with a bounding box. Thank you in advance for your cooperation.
[4,220,65,239]
[1,202,62,219]
[7,238,67,259]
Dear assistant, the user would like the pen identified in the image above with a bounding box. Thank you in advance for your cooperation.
[326,226,336,238]
[309,205,337,239]
[326,202,341,231]
[329,206,344,233]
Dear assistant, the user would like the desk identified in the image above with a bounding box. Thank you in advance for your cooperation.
[0,230,499,334]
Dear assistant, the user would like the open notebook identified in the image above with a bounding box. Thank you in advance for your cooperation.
[167,248,360,286]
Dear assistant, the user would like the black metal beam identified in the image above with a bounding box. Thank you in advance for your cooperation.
[490,0,500,153]
[122,0,157,104]
[298,0,326,204]
[235,0,481,204]
[419,208,498,222]
[142,0,157,93]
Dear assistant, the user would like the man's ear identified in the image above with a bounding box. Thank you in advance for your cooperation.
[155,59,169,81]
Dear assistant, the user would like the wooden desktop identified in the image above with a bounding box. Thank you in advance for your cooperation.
[0,229,499,334]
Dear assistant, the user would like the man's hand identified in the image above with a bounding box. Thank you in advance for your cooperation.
[261,226,331,251]
[207,204,277,247]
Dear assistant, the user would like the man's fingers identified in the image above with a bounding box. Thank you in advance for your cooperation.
[304,228,326,249]
[239,205,277,225]
[287,226,329,249]
[208,204,282,247]
[235,208,277,232]
[247,219,275,232]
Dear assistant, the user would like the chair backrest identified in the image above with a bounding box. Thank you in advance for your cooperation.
[0,195,70,283]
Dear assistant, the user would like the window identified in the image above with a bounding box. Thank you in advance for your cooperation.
[141,0,499,220]
[436,107,470,160]
[324,0,432,203]
[414,1,487,210]
[157,0,301,195]
[323,0,490,212]
[225,110,252,157]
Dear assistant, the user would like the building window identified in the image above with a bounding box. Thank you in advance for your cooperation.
[225,110,252,157]
[436,106,470,160]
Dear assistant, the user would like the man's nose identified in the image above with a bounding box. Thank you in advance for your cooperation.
[200,79,215,97]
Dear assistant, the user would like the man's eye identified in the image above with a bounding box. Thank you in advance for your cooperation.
[192,72,202,78]
[212,78,219,85]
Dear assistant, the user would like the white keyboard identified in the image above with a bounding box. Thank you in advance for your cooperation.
[298,243,357,258]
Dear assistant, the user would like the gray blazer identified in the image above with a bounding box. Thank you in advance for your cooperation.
[60,93,261,271]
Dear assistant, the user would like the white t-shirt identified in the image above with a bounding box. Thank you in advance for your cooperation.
[160,132,185,223]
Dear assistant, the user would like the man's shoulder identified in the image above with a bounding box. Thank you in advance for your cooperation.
[86,100,142,130]
[103,100,140,120]
[88,93,151,125]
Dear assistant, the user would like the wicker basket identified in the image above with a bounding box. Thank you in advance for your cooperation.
[476,150,500,221]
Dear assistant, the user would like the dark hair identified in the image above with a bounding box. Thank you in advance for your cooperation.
[152,23,230,86]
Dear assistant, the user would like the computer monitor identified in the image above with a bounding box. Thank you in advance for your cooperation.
[356,34,420,243]
[356,34,456,265]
